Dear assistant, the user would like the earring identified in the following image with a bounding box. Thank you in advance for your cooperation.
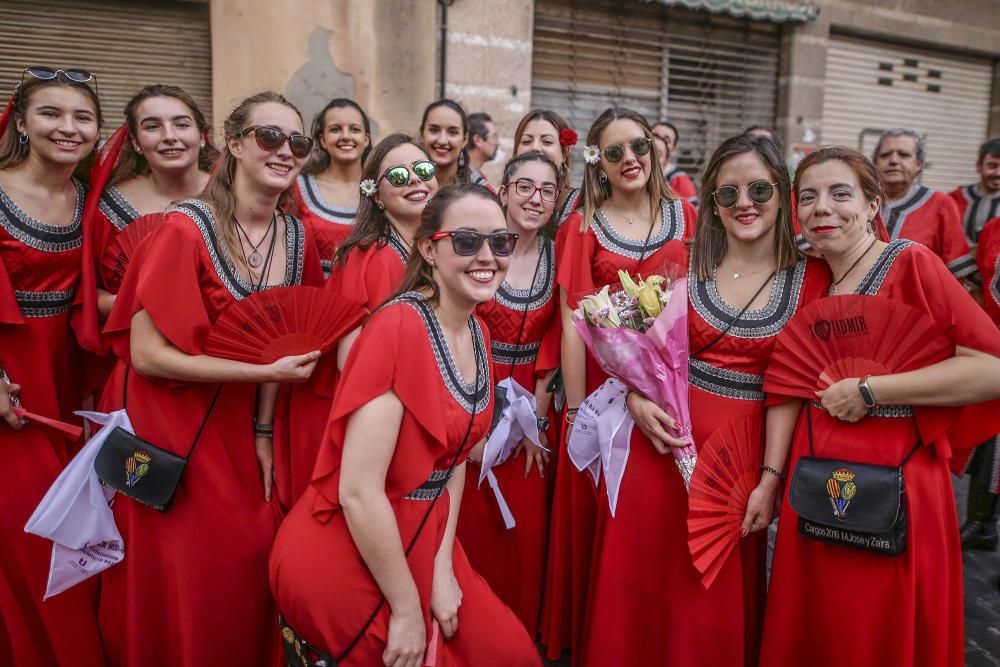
[458,152,466,168]
[599,171,608,182]
[429,259,435,267]
[713,208,719,217]
[18,133,28,145]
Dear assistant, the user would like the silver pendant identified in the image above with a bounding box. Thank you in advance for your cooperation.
[733,272,741,279]
[247,251,263,268]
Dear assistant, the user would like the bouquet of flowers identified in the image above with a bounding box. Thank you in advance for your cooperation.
[568,265,694,515]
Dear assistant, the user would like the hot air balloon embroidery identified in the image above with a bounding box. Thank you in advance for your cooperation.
[125,450,152,488]
[826,468,856,519]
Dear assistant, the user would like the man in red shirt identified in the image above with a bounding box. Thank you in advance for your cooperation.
[873,128,976,282]
[651,121,698,203]
[948,138,1000,249]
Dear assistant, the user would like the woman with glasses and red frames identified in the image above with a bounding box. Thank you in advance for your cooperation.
[580,132,828,666]
[456,152,561,639]
[271,183,541,667]
[291,98,372,278]
[0,66,107,667]
[513,109,580,225]
[96,91,325,667]
[420,99,473,188]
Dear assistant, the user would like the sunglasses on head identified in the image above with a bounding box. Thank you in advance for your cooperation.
[601,136,652,164]
[430,230,519,257]
[380,160,436,187]
[239,125,313,158]
[508,179,559,202]
[20,66,98,99]
[711,180,777,208]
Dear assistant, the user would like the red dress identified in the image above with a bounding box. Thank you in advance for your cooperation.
[458,237,560,636]
[97,200,320,667]
[948,184,1000,245]
[269,292,541,666]
[885,185,975,280]
[666,166,698,203]
[761,240,1000,667]
[0,182,106,667]
[977,216,1000,323]
[542,197,694,661]
[291,174,357,277]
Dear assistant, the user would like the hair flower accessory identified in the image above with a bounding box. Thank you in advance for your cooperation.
[359,179,377,197]
[559,128,578,147]
[583,144,601,165]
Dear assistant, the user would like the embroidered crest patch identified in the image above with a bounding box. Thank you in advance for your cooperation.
[125,450,151,488]
[826,467,856,519]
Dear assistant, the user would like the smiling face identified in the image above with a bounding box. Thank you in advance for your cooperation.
[132,95,202,176]
[421,105,467,168]
[374,143,438,222]
[713,151,779,246]
[599,118,651,197]
[319,105,369,165]
[977,152,1000,195]
[229,101,306,197]
[516,118,564,169]
[16,85,99,167]
[874,134,922,192]
[500,160,558,236]
[797,159,880,258]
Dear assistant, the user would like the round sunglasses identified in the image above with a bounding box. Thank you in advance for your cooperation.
[430,230,519,257]
[20,66,98,99]
[712,180,777,208]
[380,160,437,187]
[601,137,652,164]
[507,179,559,202]
[239,125,314,158]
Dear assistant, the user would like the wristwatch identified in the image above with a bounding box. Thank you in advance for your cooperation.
[857,375,878,409]
[536,415,550,431]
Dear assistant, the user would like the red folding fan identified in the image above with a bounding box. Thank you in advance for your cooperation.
[101,213,164,290]
[687,415,764,589]
[203,286,367,364]
[12,407,83,441]
[764,295,954,401]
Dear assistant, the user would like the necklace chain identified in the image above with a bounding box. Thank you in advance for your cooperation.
[830,237,878,294]
[234,213,276,270]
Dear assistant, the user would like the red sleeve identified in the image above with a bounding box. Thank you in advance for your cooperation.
[935,195,974,278]
[555,211,597,309]
[671,173,698,201]
[680,198,698,239]
[327,244,405,312]
[72,194,111,354]
[977,217,1000,323]
[300,219,325,287]
[0,252,24,325]
[535,306,562,376]
[947,187,968,222]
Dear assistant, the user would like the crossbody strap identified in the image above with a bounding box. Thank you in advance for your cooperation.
[805,402,922,467]
[692,270,776,358]
[504,246,545,380]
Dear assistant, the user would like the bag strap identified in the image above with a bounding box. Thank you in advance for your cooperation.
[805,402,922,467]
[692,270,776,358]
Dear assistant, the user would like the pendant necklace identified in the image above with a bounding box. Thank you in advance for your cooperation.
[730,266,770,280]
[830,237,878,294]
[234,213,276,269]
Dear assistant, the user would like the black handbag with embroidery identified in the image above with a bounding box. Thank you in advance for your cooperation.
[788,403,921,556]
[94,367,222,512]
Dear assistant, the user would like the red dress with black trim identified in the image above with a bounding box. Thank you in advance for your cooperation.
[666,165,698,203]
[761,240,1000,667]
[291,174,358,277]
[579,255,829,667]
[977,216,1000,324]
[458,237,560,636]
[97,200,321,667]
[542,197,695,661]
[0,182,106,667]
[948,184,1000,246]
[885,185,975,281]
[270,292,541,666]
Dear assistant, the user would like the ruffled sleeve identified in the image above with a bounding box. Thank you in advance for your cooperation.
[680,198,698,239]
[535,305,562,376]
[328,243,406,312]
[556,212,597,309]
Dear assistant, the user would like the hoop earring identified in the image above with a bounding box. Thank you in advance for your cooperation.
[18,133,28,145]
[599,171,608,183]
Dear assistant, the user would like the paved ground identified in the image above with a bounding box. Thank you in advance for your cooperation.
[543,474,1000,666]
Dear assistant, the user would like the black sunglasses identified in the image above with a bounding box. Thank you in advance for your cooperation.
[430,230,519,257]
[20,66,98,100]
[239,125,313,158]
[712,180,777,208]
[380,160,436,187]
[602,137,652,164]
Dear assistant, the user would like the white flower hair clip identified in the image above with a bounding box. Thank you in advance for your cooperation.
[360,179,377,197]
[583,145,601,165]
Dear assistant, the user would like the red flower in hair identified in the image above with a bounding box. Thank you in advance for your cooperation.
[559,128,578,147]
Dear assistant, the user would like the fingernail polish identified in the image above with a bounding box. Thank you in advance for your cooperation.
[740,528,747,538]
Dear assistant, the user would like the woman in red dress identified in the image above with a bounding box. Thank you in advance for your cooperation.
[274,133,439,511]
[581,133,827,666]
[512,109,580,225]
[97,91,324,667]
[291,98,371,277]
[457,152,561,636]
[0,67,106,667]
[761,147,1000,667]
[270,183,541,666]
[420,99,471,188]
[546,107,696,662]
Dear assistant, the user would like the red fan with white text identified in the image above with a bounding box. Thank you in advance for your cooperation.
[687,415,764,589]
[101,213,164,290]
[203,286,367,364]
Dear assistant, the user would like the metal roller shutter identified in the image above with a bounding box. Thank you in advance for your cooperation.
[532,0,780,185]
[0,0,211,138]
[821,34,991,192]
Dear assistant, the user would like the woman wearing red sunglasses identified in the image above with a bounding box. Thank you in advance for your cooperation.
[0,66,106,667]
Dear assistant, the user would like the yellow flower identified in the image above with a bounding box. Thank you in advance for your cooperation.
[617,269,641,298]
[637,284,662,318]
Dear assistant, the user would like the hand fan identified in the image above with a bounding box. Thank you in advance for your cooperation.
[203,286,367,364]
[101,213,164,291]
[687,415,764,589]
[764,295,953,400]
[12,407,83,441]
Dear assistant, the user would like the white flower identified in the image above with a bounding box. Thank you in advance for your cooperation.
[583,144,601,165]
[579,285,621,328]
[359,179,377,197]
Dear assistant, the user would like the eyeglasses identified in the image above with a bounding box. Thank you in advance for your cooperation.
[430,230,519,257]
[507,179,559,202]
[601,137,652,164]
[239,125,314,158]
[380,160,437,187]
[19,66,99,99]
[711,180,777,208]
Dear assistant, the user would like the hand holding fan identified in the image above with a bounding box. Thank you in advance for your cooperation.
[101,213,164,291]
[203,286,367,364]
[687,415,764,589]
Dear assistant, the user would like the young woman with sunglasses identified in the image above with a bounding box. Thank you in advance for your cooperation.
[271,183,541,667]
[419,99,471,188]
[542,107,696,662]
[96,91,324,667]
[292,98,371,276]
[761,147,1000,667]
[456,152,561,638]
[272,134,439,511]
[579,133,828,666]
[512,109,580,224]
[0,66,107,667]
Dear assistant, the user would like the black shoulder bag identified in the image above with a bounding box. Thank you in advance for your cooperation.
[94,367,223,511]
[788,403,921,556]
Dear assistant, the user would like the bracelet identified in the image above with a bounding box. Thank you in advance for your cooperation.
[254,422,274,439]
[760,465,787,482]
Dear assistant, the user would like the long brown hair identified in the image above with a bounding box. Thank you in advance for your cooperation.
[579,107,675,232]
[513,109,574,211]
[693,133,798,280]
[109,84,218,185]
[195,91,303,272]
